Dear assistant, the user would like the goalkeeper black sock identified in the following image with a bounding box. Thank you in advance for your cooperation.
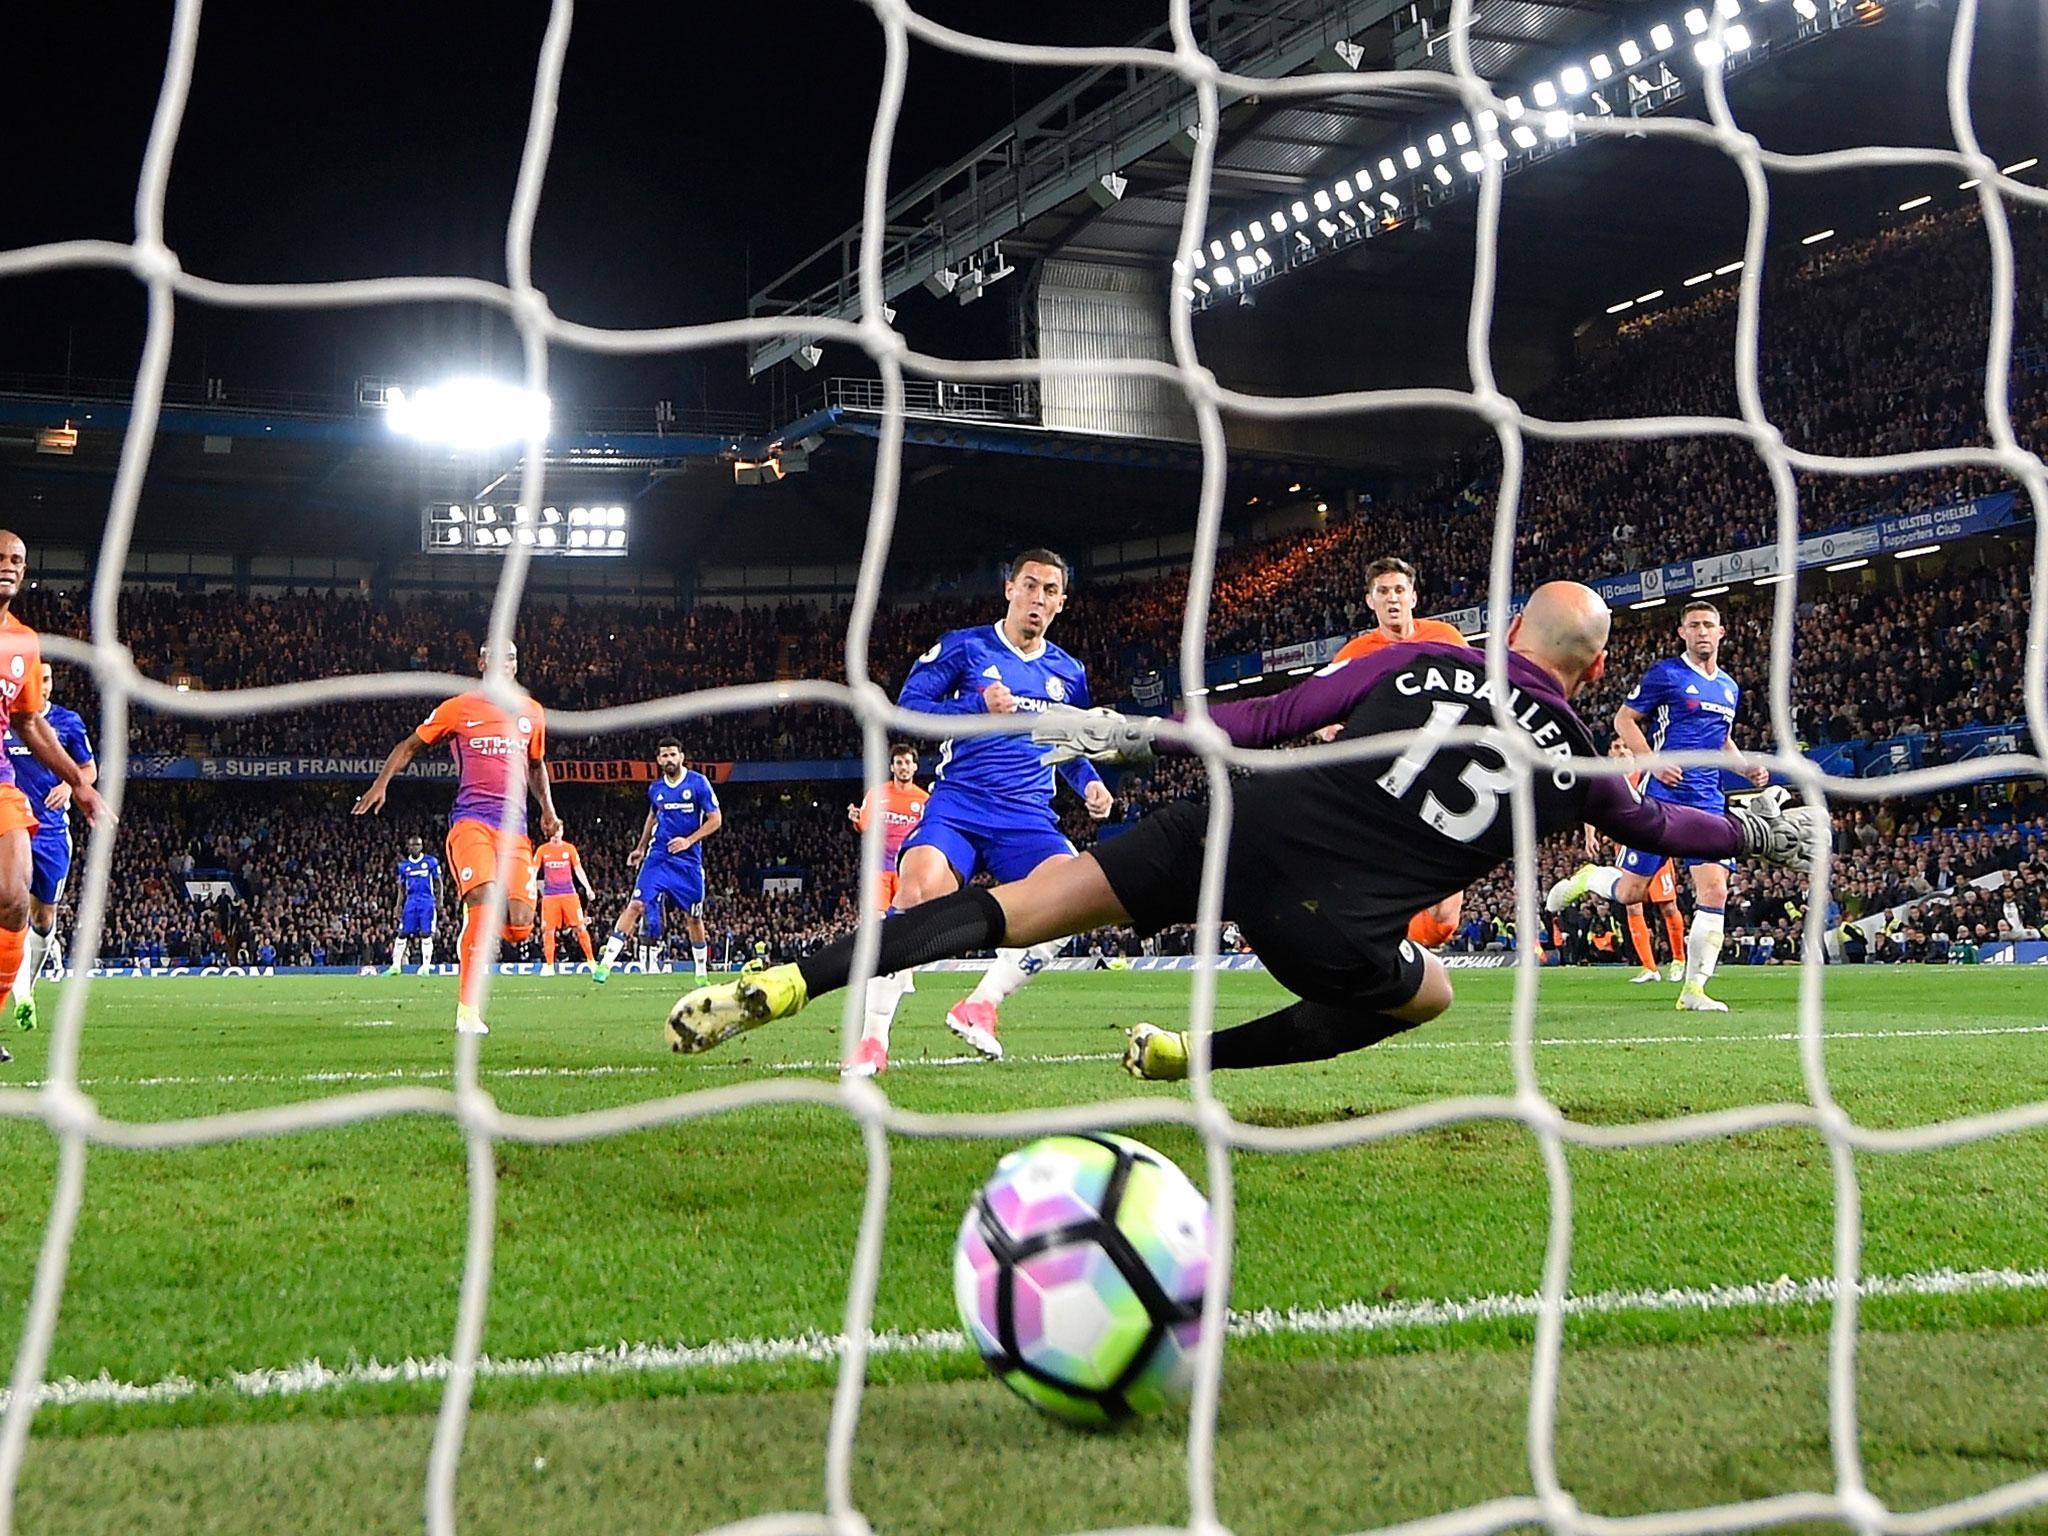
[796,888,1007,999]
[1209,998,1419,1070]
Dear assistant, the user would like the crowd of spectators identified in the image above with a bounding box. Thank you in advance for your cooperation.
[26,203,2042,772]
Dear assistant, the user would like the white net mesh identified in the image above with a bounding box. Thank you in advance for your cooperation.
[3,0,2048,1532]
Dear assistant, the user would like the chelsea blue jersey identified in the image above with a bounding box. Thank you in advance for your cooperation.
[900,625,1103,811]
[1624,655,1741,808]
[649,770,719,867]
[5,704,94,834]
[397,855,441,904]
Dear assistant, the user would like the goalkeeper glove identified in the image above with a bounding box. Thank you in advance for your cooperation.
[1728,785,1830,869]
[1032,707,1160,767]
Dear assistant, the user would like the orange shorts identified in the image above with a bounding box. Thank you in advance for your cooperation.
[875,869,900,914]
[0,785,37,841]
[540,893,585,931]
[445,819,536,903]
[1407,908,1459,949]
[1647,859,1679,906]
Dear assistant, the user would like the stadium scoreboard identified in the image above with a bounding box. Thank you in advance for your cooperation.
[422,503,629,557]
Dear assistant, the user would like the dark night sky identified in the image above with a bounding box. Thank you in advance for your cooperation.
[0,2,1148,414]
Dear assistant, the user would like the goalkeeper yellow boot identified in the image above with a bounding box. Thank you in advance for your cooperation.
[1544,864,1598,914]
[1123,1023,1189,1082]
[666,964,809,1054]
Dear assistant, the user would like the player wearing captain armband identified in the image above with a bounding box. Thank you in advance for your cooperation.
[388,834,443,975]
[4,659,96,1031]
[1544,599,1769,1012]
[596,736,721,983]
[785,549,1114,1075]
[666,583,1828,1076]
[353,642,560,1036]
[1321,556,1473,952]
[0,534,111,1066]
[840,742,929,1077]
[532,829,598,972]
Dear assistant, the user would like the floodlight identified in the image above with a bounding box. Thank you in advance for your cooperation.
[1532,80,1558,107]
[1291,199,1310,220]
[1618,39,1643,65]
[1334,180,1354,202]
[1543,110,1571,137]
[1502,95,1524,118]
[1192,276,1210,294]
[1452,121,1472,145]
[386,380,550,452]
[1591,53,1614,79]
[1560,65,1589,94]
[1427,132,1447,157]
[1717,0,1740,16]
[1684,8,1708,33]
[1606,300,1633,314]
[1210,239,1227,260]
[1460,150,1484,173]
[1229,229,1247,251]
[1684,271,1713,285]
[1792,0,1816,13]
[1379,157,1399,180]
[1724,23,1751,48]
[1651,23,1675,48]
[1694,38,1725,66]
[1317,217,1339,236]
[1432,164,1452,185]
[1256,247,1273,265]
[1236,254,1257,275]
[1212,266,1234,286]
[1249,219,1267,239]
[1379,191,1400,208]
[1402,145,1421,169]
[1801,228,1834,245]
[1511,125,1539,149]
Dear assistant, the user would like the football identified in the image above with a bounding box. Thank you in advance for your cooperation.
[952,1132,1214,1425]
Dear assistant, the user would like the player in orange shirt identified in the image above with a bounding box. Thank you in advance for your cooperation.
[1588,742,1687,983]
[532,832,598,971]
[0,533,109,1064]
[353,642,560,1035]
[840,742,931,1076]
[1324,557,1471,950]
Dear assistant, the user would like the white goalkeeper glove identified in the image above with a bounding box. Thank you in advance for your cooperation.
[1033,707,1160,767]
[1727,785,1830,869]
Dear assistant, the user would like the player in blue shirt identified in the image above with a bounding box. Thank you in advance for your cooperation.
[815,548,1112,1076]
[388,835,444,975]
[1546,599,1770,1011]
[5,662,95,1031]
[596,736,722,983]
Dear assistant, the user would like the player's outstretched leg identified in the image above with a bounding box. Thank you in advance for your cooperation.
[1546,862,1627,913]
[1123,979,1452,1081]
[946,941,1059,1061]
[669,858,1129,1056]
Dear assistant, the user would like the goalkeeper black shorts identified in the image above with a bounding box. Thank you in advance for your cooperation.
[1090,798,1428,1014]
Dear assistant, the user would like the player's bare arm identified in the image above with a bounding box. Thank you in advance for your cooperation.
[1725,733,1772,787]
[41,753,94,812]
[534,759,562,844]
[13,712,109,826]
[574,855,596,903]
[668,809,722,856]
[628,809,656,867]
[354,730,427,815]
[1614,704,1678,786]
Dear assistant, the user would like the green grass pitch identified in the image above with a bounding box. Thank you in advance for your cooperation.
[2,965,2045,1534]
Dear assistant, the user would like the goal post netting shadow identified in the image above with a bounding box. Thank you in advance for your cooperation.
[1,0,2046,1533]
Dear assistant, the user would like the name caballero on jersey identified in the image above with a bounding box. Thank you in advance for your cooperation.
[1388,659,1578,770]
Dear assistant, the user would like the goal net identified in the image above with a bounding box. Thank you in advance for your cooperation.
[3,0,2047,1534]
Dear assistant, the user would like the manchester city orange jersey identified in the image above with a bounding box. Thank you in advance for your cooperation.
[0,615,46,792]
[855,780,929,871]
[417,689,546,835]
[1331,617,1469,665]
[534,838,581,896]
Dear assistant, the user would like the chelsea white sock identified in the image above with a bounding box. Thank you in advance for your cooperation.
[13,928,47,1002]
[1685,906,1726,987]
[966,942,1060,1007]
[391,938,409,970]
[861,971,905,1048]
[420,936,434,969]
[691,943,709,978]
[600,932,627,967]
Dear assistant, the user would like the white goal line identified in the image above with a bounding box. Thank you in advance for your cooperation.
[10,1262,2042,1416]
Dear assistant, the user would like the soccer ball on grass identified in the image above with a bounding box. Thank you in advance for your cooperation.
[952,1132,1214,1425]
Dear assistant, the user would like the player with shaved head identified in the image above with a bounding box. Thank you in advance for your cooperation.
[669,582,1825,1076]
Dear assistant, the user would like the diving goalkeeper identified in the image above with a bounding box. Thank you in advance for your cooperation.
[667,583,1825,1076]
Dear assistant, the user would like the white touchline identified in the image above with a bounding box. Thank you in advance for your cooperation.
[12,1022,2046,1092]
[10,1264,2044,1414]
